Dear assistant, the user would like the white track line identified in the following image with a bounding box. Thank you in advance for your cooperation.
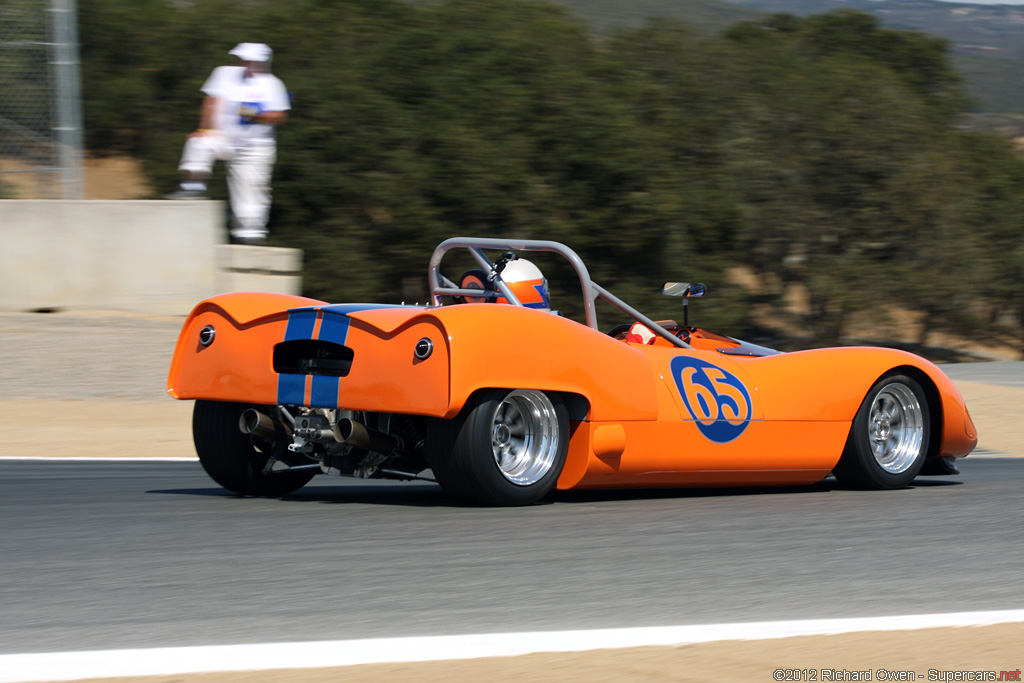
[2,610,1023,683]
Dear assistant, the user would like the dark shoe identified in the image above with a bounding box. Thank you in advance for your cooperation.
[164,188,208,200]
[232,235,267,246]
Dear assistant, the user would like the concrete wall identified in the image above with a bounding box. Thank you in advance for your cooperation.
[0,201,302,315]
[216,243,303,297]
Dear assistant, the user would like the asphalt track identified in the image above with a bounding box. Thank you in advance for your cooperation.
[2,455,1022,658]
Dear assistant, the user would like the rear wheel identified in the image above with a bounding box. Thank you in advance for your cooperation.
[833,373,930,489]
[193,400,315,496]
[428,389,569,506]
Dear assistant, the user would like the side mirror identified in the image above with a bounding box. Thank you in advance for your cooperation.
[662,282,706,298]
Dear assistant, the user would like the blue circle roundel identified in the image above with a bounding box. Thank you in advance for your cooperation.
[670,356,752,444]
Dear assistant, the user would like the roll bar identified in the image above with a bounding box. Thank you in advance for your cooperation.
[427,237,691,349]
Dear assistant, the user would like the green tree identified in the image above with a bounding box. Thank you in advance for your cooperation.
[719,11,973,345]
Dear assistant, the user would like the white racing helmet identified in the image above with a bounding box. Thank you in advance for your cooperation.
[456,258,551,312]
[495,258,550,312]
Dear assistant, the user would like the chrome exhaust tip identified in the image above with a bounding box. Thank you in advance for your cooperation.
[239,408,292,440]
[332,418,402,455]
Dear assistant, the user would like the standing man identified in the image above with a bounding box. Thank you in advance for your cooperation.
[168,42,290,245]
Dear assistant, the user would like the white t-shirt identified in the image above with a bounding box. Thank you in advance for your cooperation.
[201,65,290,146]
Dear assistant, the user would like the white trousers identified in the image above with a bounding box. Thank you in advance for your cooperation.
[179,134,277,239]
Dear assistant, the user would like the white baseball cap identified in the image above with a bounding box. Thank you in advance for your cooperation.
[229,42,272,62]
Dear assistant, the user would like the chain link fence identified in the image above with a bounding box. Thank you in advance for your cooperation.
[0,0,83,199]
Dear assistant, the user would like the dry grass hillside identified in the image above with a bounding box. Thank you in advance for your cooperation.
[1,155,152,200]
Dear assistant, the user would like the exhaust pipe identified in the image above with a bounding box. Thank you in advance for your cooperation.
[333,418,402,455]
[239,409,292,441]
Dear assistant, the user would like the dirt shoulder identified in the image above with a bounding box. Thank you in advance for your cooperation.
[54,623,1024,683]
[950,381,1024,457]
[0,399,194,460]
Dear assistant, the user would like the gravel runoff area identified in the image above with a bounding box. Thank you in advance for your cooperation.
[1,310,1022,682]
[0,311,182,401]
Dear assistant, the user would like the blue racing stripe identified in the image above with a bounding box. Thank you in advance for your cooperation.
[277,373,306,406]
[317,312,351,346]
[309,375,341,408]
[283,308,319,341]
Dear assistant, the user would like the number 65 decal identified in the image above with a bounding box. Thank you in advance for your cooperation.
[670,356,752,444]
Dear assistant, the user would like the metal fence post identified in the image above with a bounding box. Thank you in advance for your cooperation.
[49,0,84,199]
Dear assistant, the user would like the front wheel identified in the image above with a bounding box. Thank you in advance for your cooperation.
[427,389,569,506]
[193,400,315,496]
[832,373,931,489]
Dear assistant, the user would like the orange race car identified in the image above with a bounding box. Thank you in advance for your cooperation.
[167,237,977,506]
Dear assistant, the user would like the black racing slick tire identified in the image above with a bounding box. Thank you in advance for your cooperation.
[192,400,315,496]
[832,373,931,490]
[427,389,569,506]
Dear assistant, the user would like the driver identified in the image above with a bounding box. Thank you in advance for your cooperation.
[458,258,551,312]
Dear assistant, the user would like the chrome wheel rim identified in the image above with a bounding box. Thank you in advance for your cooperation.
[868,382,925,474]
[490,390,559,486]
